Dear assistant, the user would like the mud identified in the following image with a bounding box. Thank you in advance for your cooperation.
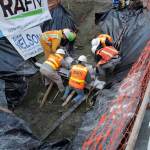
[15,0,112,143]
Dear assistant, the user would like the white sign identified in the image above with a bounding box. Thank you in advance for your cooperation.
[0,0,51,37]
[7,26,43,60]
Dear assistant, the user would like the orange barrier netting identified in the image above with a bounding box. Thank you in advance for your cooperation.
[82,41,150,150]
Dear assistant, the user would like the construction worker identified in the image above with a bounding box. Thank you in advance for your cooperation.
[91,34,113,53]
[91,45,121,80]
[40,28,76,59]
[40,49,69,93]
[62,55,91,103]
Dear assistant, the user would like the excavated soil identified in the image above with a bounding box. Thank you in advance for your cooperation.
[15,0,112,142]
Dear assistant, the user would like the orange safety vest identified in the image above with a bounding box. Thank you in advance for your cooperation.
[96,46,119,65]
[98,34,113,47]
[69,64,88,90]
[45,54,63,70]
[42,30,62,44]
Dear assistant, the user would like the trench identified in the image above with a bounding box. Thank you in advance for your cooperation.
[14,0,112,142]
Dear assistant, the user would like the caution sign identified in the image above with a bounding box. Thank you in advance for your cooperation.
[7,26,43,60]
[0,0,51,37]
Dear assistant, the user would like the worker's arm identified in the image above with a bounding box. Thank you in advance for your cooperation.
[85,71,92,84]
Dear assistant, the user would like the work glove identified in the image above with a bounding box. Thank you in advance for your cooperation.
[119,0,126,9]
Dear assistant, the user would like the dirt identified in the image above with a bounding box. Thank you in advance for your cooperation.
[15,0,112,143]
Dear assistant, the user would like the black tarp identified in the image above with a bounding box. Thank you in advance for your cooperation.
[0,111,40,149]
[0,38,37,76]
[0,37,38,107]
[41,4,77,32]
[71,8,150,149]
[0,80,7,108]
[0,110,70,150]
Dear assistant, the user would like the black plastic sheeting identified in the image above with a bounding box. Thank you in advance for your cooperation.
[0,37,38,107]
[0,80,7,108]
[0,38,37,76]
[0,111,40,149]
[0,110,70,150]
[41,4,77,32]
[71,8,150,149]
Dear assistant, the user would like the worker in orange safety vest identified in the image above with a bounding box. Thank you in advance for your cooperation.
[40,28,76,59]
[91,45,121,80]
[40,48,69,92]
[62,55,91,103]
[91,34,113,53]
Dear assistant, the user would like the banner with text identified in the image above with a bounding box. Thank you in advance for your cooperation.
[7,26,43,60]
[0,0,51,37]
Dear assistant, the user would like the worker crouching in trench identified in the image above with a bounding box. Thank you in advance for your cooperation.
[62,55,92,103]
[91,34,121,81]
[40,49,69,93]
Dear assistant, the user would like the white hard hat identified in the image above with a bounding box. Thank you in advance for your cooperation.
[63,28,76,42]
[91,46,97,54]
[56,48,65,55]
[78,55,87,63]
[91,38,100,54]
[91,38,100,47]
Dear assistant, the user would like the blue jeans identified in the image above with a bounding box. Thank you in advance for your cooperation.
[63,86,85,102]
[112,0,119,7]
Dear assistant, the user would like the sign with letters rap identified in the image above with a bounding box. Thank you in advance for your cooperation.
[0,0,51,37]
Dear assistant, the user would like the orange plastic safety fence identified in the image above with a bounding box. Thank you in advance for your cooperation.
[82,41,150,150]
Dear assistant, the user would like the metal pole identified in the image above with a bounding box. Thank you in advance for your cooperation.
[126,81,150,150]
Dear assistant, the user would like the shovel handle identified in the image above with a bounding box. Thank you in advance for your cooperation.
[40,82,53,108]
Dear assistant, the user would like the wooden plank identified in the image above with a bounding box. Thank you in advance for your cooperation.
[62,91,76,107]
[40,82,53,108]
[41,96,86,141]
[126,81,150,150]
[49,91,60,104]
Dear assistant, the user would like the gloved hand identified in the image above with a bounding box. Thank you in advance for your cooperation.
[119,0,126,9]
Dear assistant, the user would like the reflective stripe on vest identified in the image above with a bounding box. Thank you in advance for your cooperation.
[98,34,112,41]
[96,46,119,65]
[45,54,63,70]
[69,65,88,90]
[98,34,112,47]
[42,31,62,42]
